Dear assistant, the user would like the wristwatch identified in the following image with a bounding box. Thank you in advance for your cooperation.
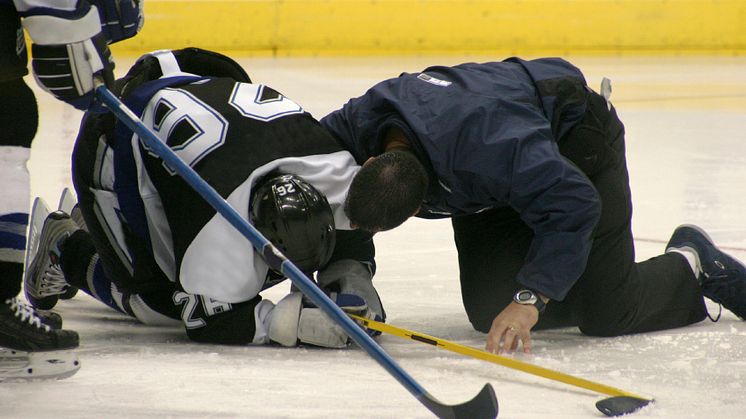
[513,289,546,314]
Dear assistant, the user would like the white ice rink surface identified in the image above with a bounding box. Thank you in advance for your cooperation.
[3,55,746,418]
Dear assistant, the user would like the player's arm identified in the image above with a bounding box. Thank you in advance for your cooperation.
[175,290,371,348]
[173,291,269,345]
[484,122,599,354]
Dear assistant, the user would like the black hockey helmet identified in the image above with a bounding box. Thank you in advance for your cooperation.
[251,174,336,273]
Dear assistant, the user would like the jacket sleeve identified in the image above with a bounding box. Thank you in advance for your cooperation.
[499,112,601,301]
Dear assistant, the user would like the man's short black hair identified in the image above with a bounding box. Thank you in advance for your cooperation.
[345,150,428,232]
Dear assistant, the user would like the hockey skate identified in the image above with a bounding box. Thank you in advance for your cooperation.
[57,188,84,299]
[667,225,746,320]
[0,297,80,381]
[36,311,62,330]
[58,187,86,232]
[24,198,79,310]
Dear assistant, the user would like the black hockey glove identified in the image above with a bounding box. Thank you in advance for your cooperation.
[317,259,385,337]
[92,0,144,42]
[23,2,116,111]
[31,33,114,111]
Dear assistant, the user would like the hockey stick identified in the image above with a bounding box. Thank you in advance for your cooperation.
[350,314,653,417]
[95,85,498,419]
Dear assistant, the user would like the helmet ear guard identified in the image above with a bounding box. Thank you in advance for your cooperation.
[251,173,336,274]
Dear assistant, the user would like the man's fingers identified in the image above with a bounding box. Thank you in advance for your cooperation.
[499,324,519,354]
[487,324,533,354]
[520,330,532,353]
[486,326,509,353]
[487,305,540,354]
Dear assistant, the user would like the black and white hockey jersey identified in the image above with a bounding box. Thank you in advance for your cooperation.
[118,76,364,301]
[84,51,373,344]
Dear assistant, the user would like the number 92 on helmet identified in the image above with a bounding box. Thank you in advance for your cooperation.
[251,173,336,274]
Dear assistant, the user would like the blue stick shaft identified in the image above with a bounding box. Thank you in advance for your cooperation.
[95,85,436,405]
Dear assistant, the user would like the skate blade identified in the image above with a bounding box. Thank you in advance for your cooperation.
[0,348,81,381]
[57,188,77,214]
[24,197,51,277]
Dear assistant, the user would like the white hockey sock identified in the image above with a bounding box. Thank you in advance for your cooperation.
[0,146,31,263]
[667,249,701,278]
[0,146,31,216]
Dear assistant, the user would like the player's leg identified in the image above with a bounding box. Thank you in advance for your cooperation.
[56,188,82,299]
[0,7,80,380]
[20,106,135,315]
[22,192,122,314]
[0,6,37,307]
[70,112,141,298]
[23,200,181,328]
[24,198,81,310]
[0,294,80,381]
[63,113,181,326]
[27,203,181,326]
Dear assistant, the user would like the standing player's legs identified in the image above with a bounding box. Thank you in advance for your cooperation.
[0,6,37,304]
[0,7,80,381]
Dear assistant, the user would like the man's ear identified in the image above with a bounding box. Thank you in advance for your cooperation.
[363,156,377,167]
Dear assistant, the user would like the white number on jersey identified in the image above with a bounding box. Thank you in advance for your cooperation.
[174,291,206,328]
[229,84,304,121]
[142,88,228,174]
[174,291,233,329]
[141,83,304,174]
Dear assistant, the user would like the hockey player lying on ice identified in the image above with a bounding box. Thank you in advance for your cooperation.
[23,48,384,347]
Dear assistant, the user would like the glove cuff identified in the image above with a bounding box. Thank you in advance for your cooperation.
[268,293,303,347]
[23,6,102,45]
[317,259,372,289]
[317,259,385,322]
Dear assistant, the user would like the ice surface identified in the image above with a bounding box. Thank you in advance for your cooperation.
[3,55,746,418]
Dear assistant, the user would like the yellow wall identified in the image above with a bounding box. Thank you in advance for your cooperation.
[112,0,746,56]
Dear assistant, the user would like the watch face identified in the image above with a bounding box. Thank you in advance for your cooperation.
[516,290,537,304]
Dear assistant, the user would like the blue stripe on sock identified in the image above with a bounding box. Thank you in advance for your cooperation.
[0,231,26,250]
[0,213,29,251]
[0,213,30,224]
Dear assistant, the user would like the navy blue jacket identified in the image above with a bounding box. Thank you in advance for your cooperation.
[320,57,602,301]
